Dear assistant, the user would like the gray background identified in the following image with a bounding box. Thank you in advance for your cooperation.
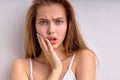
[0,0,120,80]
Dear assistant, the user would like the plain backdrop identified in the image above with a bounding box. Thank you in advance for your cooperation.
[0,0,120,80]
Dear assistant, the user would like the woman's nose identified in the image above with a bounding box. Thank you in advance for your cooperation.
[47,23,55,35]
[47,30,55,35]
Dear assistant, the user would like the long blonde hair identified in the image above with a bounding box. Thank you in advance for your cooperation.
[25,0,89,58]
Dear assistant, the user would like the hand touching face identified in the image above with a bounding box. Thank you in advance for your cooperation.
[37,33,62,70]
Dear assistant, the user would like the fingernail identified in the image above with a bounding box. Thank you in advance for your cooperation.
[36,32,38,35]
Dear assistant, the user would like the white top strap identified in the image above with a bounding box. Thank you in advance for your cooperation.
[69,54,75,69]
[29,58,33,80]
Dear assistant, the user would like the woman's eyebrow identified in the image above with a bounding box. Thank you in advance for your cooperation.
[37,17,64,21]
[54,17,64,20]
[37,18,49,22]
[38,18,47,20]
[52,18,65,21]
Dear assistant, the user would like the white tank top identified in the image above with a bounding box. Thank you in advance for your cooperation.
[29,54,76,80]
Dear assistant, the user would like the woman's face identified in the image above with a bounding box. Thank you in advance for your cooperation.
[35,4,67,49]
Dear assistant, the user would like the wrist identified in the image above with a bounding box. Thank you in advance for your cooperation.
[47,67,62,80]
[51,66,62,76]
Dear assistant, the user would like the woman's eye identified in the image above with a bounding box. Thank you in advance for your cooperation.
[39,21,47,25]
[56,20,63,25]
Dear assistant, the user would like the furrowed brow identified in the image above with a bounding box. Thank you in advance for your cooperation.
[38,18,48,21]
[54,17,64,20]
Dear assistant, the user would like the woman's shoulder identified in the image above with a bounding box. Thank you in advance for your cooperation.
[12,58,29,67]
[12,58,30,70]
[74,49,96,69]
[75,49,96,58]
[73,49,96,79]
[12,58,30,78]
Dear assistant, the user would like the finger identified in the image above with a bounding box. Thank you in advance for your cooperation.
[45,39,60,62]
[45,39,62,66]
[45,39,54,53]
[37,34,49,53]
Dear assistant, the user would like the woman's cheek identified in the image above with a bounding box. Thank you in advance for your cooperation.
[38,29,46,38]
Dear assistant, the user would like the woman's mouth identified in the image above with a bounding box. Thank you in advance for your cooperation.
[47,37,57,45]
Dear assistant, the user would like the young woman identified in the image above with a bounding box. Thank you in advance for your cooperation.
[12,0,96,80]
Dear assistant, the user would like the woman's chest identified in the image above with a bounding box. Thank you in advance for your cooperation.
[32,59,71,80]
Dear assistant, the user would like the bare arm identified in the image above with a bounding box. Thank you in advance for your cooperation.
[11,59,29,80]
[76,50,96,80]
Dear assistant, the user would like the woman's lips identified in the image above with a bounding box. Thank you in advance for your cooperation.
[47,37,58,45]
[49,39,57,44]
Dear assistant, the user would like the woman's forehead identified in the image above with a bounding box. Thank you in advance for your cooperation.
[36,4,66,19]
